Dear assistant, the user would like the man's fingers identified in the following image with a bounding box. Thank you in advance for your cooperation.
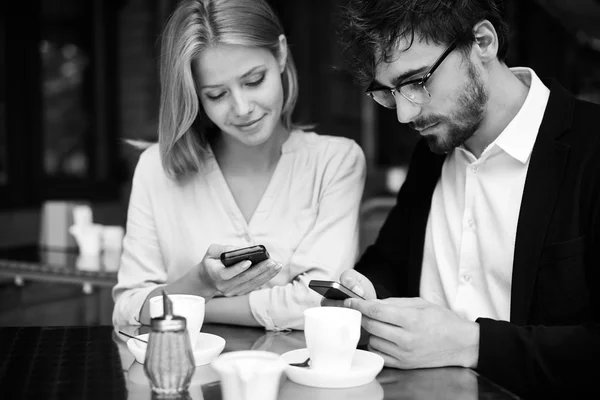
[381,297,428,308]
[369,332,403,356]
[365,344,403,369]
[359,314,406,344]
[344,298,406,327]
[321,298,345,307]
[340,270,374,299]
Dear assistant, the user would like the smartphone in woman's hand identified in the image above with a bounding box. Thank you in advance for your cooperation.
[220,245,269,267]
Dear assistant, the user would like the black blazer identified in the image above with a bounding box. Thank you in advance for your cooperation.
[355,80,600,398]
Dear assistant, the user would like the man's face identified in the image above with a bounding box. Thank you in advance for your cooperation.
[373,39,488,154]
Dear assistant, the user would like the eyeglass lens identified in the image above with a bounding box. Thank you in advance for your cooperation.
[370,83,431,108]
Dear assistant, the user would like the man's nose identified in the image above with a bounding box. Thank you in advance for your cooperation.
[231,90,252,116]
[395,95,422,124]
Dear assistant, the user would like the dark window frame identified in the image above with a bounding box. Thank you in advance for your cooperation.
[0,0,121,210]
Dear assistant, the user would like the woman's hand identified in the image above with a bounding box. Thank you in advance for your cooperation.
[139,244,282,324]
[195,244,283,297]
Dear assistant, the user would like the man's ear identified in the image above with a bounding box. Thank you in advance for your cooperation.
[277,34,288,73]
[472,20,498,63]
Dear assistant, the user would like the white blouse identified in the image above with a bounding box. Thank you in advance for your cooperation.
[112,130,366,330]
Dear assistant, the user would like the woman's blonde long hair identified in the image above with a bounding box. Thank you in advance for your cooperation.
[157,0,301,180]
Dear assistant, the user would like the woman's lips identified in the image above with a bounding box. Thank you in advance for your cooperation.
[234,115,265,129]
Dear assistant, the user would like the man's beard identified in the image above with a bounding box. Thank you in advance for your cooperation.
[412,60,488,154]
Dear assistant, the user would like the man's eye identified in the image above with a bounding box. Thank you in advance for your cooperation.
[246,75,265,87]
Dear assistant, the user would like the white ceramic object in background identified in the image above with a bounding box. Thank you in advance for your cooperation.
[385,166,408,193]
[211,350,286,400]
[303,306,361,372]
[149,294,205,349]
[101,225,125,251]
[68,223,103,256]
[102,250,121,272]
[73,204,94,226]
[39,201,85,249]
[75,254,101,272]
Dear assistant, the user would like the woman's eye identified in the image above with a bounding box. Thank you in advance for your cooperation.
[206,92,225,101]
[246,75,265,87]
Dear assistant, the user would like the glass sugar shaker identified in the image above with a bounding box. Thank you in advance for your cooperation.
[144,290,195,396]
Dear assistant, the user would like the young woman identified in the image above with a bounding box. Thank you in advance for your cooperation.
[112,0,366,331]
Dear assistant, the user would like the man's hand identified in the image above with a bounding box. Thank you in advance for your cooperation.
[321,269,377,307]
[343,297,480,369]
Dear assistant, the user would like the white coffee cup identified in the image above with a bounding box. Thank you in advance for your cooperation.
[304,306,361,372]
[149,294,205,349]
[211,350,286,400]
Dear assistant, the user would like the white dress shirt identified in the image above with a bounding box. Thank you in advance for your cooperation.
[420,68,550,321]
[112,130,366,330]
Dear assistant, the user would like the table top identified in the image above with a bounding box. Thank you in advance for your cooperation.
[0,324,520,400]
[0,245,118,286]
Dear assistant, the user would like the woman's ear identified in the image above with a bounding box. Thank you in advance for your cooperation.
[277,34,288,73]
[472,20,498,63]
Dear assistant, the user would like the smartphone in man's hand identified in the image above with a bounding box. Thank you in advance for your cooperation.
[220,245,269,267]
[309,280,365,300]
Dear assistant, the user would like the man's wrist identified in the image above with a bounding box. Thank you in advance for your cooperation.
[461,320,480,368]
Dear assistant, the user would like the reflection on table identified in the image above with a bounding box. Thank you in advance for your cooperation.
[0,245,119,293]
[0,324,520,400]
[117,324,518,400]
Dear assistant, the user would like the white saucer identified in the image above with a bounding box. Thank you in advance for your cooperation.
[127,332,226,366]
[281,348,384,389]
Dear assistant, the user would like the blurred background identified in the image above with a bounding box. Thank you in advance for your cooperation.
[1,0,600,326]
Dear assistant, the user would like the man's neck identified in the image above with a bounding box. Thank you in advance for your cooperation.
[464,64,530,158]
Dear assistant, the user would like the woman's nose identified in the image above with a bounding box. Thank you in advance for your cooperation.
[231,90,253,116]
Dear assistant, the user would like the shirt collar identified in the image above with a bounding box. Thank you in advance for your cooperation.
[492,67,550,164]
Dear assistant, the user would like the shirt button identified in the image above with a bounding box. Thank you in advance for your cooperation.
[467,219,474,228]
[471,166,478,173]
[463,274,472,283]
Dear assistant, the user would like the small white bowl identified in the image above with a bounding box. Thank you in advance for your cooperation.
[127,332,226,366]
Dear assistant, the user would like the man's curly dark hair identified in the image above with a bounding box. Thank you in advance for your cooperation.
[338,0,510,86]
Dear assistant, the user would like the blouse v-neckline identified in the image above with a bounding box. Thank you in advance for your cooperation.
[206,131,298,229]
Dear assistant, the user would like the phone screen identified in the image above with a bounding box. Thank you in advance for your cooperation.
[308,280,364,300]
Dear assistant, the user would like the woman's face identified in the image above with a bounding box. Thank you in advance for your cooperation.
[194,41,286,147]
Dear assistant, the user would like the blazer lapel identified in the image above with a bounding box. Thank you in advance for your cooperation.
[510,81,573,324]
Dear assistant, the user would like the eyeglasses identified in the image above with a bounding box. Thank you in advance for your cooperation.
[365,41,458,109]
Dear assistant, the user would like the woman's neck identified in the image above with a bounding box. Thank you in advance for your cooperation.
[213,124,291,174]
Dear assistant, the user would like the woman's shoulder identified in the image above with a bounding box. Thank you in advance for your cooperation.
[136,143,162,172]
[132,143,171,185]
[288,130,364,158]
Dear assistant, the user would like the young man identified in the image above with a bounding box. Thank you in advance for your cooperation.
[329,0,600,397]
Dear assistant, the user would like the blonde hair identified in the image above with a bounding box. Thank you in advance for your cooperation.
[158,0,301,180]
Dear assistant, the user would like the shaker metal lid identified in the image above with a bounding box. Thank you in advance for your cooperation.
[150,290,187,332]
